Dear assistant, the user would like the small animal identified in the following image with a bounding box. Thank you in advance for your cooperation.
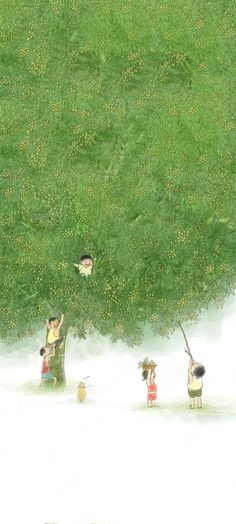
[77,382,86,402]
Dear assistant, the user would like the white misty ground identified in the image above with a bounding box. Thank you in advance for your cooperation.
[0,297,236,524]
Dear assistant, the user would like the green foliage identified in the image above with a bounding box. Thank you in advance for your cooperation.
[0,0,235,345]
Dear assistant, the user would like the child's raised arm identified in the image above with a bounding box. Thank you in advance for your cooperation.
[147,369,152,387]
[188,358,194,384]
[48,346,55,359]
[58,313,64,329]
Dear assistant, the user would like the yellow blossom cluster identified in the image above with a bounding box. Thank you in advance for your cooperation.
[165,180,174,190]
[121,4,132,14]
[101,4,112,15]
[29,143,47,168]
[19,137,30,151]
[78,131,97,147]
[50,0,63,13]
[198,154,208,165]
[105,101,126,118]
[168,106,178,117]
[149,313,159,322]
[115,323,124,334]
[56,261,68,270]
[188,106,198,115]
[51,101,62,113]
[194,19,205,30]
[224,28,235,38]
[100,310,113,320]
[127,290,138,302]
[29,54,48,75]
[147,145,158,157]
[177,297,188,308]
[167,250,177,259]
[176,230,189,243]
[204,265,214,274]
[197,63,207,72]
[3,188,14,198]
[128,31,136,40]
[224,121,235,131]
[70,0,80,11]
[187,195,198,205]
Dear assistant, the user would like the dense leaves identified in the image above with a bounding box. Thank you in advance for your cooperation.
[1,0,235,345]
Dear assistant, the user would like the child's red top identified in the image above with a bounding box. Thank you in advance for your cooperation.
[42,358,49,375]
[148,383,157,392]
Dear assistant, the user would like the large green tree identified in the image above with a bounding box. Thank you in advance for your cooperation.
[1,0,235,384]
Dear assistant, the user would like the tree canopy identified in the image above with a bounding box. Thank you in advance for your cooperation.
[1,0,235,346]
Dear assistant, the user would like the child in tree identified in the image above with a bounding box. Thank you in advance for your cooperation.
[39,346,57,388]
[47,314,64,347]
[74,255,93,277]
[188,358,205,408]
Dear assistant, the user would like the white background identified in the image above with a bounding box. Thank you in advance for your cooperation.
[0,295,235,524]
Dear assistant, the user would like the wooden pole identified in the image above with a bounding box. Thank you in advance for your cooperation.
[179,322,194,360]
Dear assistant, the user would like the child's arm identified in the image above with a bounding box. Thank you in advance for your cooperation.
[146,369,151,387]
[58,313,64,329]
[74,263,80,268]
[48,346,55,359]
[54,314,64,337]
[46,319,50,329]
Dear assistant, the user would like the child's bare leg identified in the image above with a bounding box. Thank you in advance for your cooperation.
[198,396,202,408]
[53,377,57,388]
[190,397,194,408]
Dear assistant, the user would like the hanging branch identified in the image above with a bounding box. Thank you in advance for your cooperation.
[179,322,194,361]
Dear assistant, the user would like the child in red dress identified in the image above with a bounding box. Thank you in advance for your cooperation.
[142,368,157,407]
[39,346,57,388]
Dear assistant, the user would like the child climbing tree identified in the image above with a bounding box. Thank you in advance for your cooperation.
[0,1,235,385]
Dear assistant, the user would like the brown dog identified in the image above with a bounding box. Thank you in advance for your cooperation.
[77,382,86,402]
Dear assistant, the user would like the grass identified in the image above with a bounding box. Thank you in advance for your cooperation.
[131,398,236,422]
[13,379,236,422]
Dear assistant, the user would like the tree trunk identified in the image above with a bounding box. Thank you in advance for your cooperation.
[46,326,68,387]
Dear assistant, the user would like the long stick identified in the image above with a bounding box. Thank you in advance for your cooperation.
[179,323,194,360]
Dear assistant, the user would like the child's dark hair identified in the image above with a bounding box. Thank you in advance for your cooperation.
[193,365,205,378]
[48,316,57,323]
[80,254,92,261]
[39,347,46,356]
[142,370,148,381]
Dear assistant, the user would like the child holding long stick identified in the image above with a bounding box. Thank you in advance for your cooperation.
[179,323,206,408]
[187,356,205,408]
